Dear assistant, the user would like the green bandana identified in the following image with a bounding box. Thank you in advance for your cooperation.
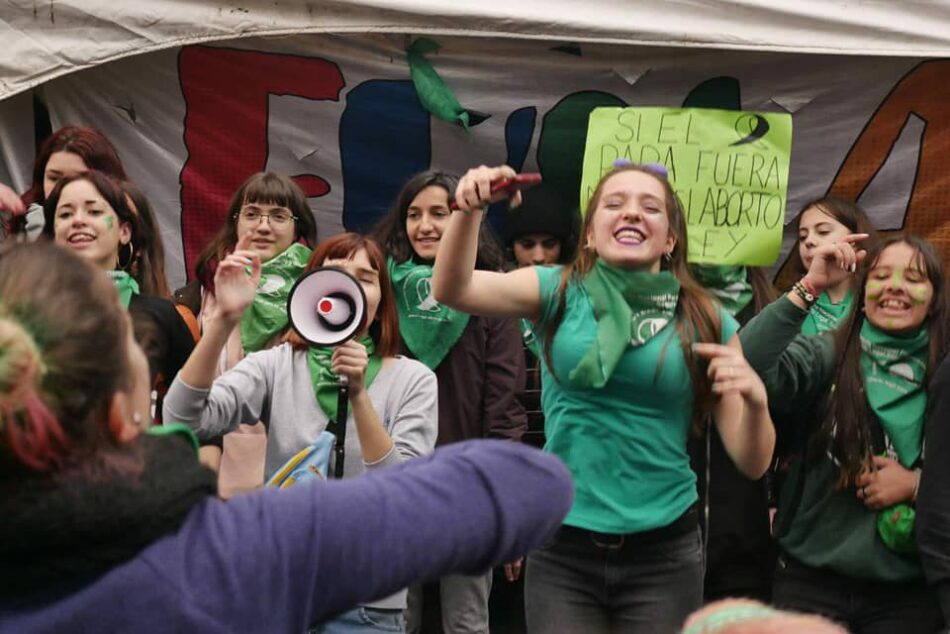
[306,336,383,421]
[239,243,311,353]
[107,270,140,309]
[570,259,681,388]
[801,290,853,335]
[689,265,753,316]
[860,320,929,467]
[388,257,470,369]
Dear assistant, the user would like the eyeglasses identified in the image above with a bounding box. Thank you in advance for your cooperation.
[235,208,298,226]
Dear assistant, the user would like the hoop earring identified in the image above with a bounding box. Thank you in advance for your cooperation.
[119,242,135,270]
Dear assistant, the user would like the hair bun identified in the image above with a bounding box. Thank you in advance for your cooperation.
[0,317,45,414]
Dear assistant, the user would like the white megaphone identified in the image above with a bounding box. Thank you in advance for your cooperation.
[286,267,368,347]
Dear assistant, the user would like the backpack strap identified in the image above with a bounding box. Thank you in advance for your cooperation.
[174,303,201,343]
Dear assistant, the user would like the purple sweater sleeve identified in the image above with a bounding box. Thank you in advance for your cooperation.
[147,439,572,630]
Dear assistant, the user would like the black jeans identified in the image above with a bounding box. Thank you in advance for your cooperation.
[772,553,945,634]
[525,512,703,634]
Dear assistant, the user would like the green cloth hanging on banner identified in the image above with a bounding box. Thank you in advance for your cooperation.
[406,38,471,131]
[690,265,753,316]
[240,243,312,353]
[860,320,929,467]
[388,257,470,370]
[306,336,383,421]
[801,291,853,335]
[107,270,140,309]
[570,260,680,388]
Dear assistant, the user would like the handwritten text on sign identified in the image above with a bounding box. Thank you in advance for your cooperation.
[581,107,793,266]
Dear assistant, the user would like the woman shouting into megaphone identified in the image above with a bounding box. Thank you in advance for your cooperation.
[164,232,438,633]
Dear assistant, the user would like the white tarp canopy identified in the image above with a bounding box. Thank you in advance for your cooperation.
[3,0,950,101]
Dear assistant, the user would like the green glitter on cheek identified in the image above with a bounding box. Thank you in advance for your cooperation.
[105,216,114,230]
[866,280,885,299]
[908,285,932,305]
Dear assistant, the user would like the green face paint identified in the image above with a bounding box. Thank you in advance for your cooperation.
[105,216,115,230]
[908,286,933,305]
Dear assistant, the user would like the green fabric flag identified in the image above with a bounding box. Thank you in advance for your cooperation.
[240,243,312,353]
[406,38,471,131]
[689,264,753,316]
[388,257,470,370]
[570,260,681,388]
[107,270,140,309]
[801,290,853,335]
[306,336,383,421]
[860,320,929,467]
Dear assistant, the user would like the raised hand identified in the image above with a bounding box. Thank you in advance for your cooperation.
[331,339,369,395]
[856,455,917,510]
[454,165,522,213]
[804,233,869,292]
[213,231,261,324]
[693,342,768,411]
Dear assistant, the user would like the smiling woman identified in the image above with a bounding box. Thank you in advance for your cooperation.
[431,163,775,633]
[740,234,948,632]
[172,172,318,494]
[41,171,194,414]
[372,171,527,633]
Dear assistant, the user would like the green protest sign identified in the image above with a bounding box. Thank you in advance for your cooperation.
[580,107,793,266]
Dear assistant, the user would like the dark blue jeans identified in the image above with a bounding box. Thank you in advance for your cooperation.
[772,553,945,634]
[524,519,703,634]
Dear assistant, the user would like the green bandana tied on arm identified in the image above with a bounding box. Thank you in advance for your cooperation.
[240,243,312,353]
[801,290,853,335]
[689,265,753,317]
[306,336,383,421]
[388,257,470,370]
[860,320,929,467]
[107,270,140,309]
[570,259,680,388]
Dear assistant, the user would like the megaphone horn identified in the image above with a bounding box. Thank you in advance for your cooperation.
[287,267,368,347]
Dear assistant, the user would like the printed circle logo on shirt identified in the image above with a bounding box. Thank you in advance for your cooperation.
[633,317,670,344]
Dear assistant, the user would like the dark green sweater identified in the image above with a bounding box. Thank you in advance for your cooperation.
[740,296,923,582]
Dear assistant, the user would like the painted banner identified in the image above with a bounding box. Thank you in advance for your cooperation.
[581,107,792,265]
[0,34,947,289]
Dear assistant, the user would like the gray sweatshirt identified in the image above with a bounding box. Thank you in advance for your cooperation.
[163,344,439,610]
[163,344,438,479]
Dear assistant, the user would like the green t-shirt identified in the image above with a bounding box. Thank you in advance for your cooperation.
[534,265,739,534]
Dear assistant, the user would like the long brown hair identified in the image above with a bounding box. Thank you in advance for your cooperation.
[371,170,506,271]
[542,165,723,432]
[817,234,948,487]
[0,243,134,476]
[285,233,400,358]
[122,180,171,298]
[194,172,318,287]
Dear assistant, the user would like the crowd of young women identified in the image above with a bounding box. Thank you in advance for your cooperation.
[1,125,949,634]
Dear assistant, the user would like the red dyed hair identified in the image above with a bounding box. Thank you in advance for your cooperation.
[22,126,127,206]
[285,234,400,357]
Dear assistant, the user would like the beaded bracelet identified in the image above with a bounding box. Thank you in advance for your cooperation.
[792,278,818,306]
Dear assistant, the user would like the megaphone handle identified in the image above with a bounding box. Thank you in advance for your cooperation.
[333,382,349,479]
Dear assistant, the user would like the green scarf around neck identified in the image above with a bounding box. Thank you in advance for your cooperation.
[107,270,140,309]
[690,265,753,317]
[570,259,681,388]
[860,320,929,467]
[801,290,853,336]
[388,257,470,369]
[306,336,383,421]
[239,243,311,353]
